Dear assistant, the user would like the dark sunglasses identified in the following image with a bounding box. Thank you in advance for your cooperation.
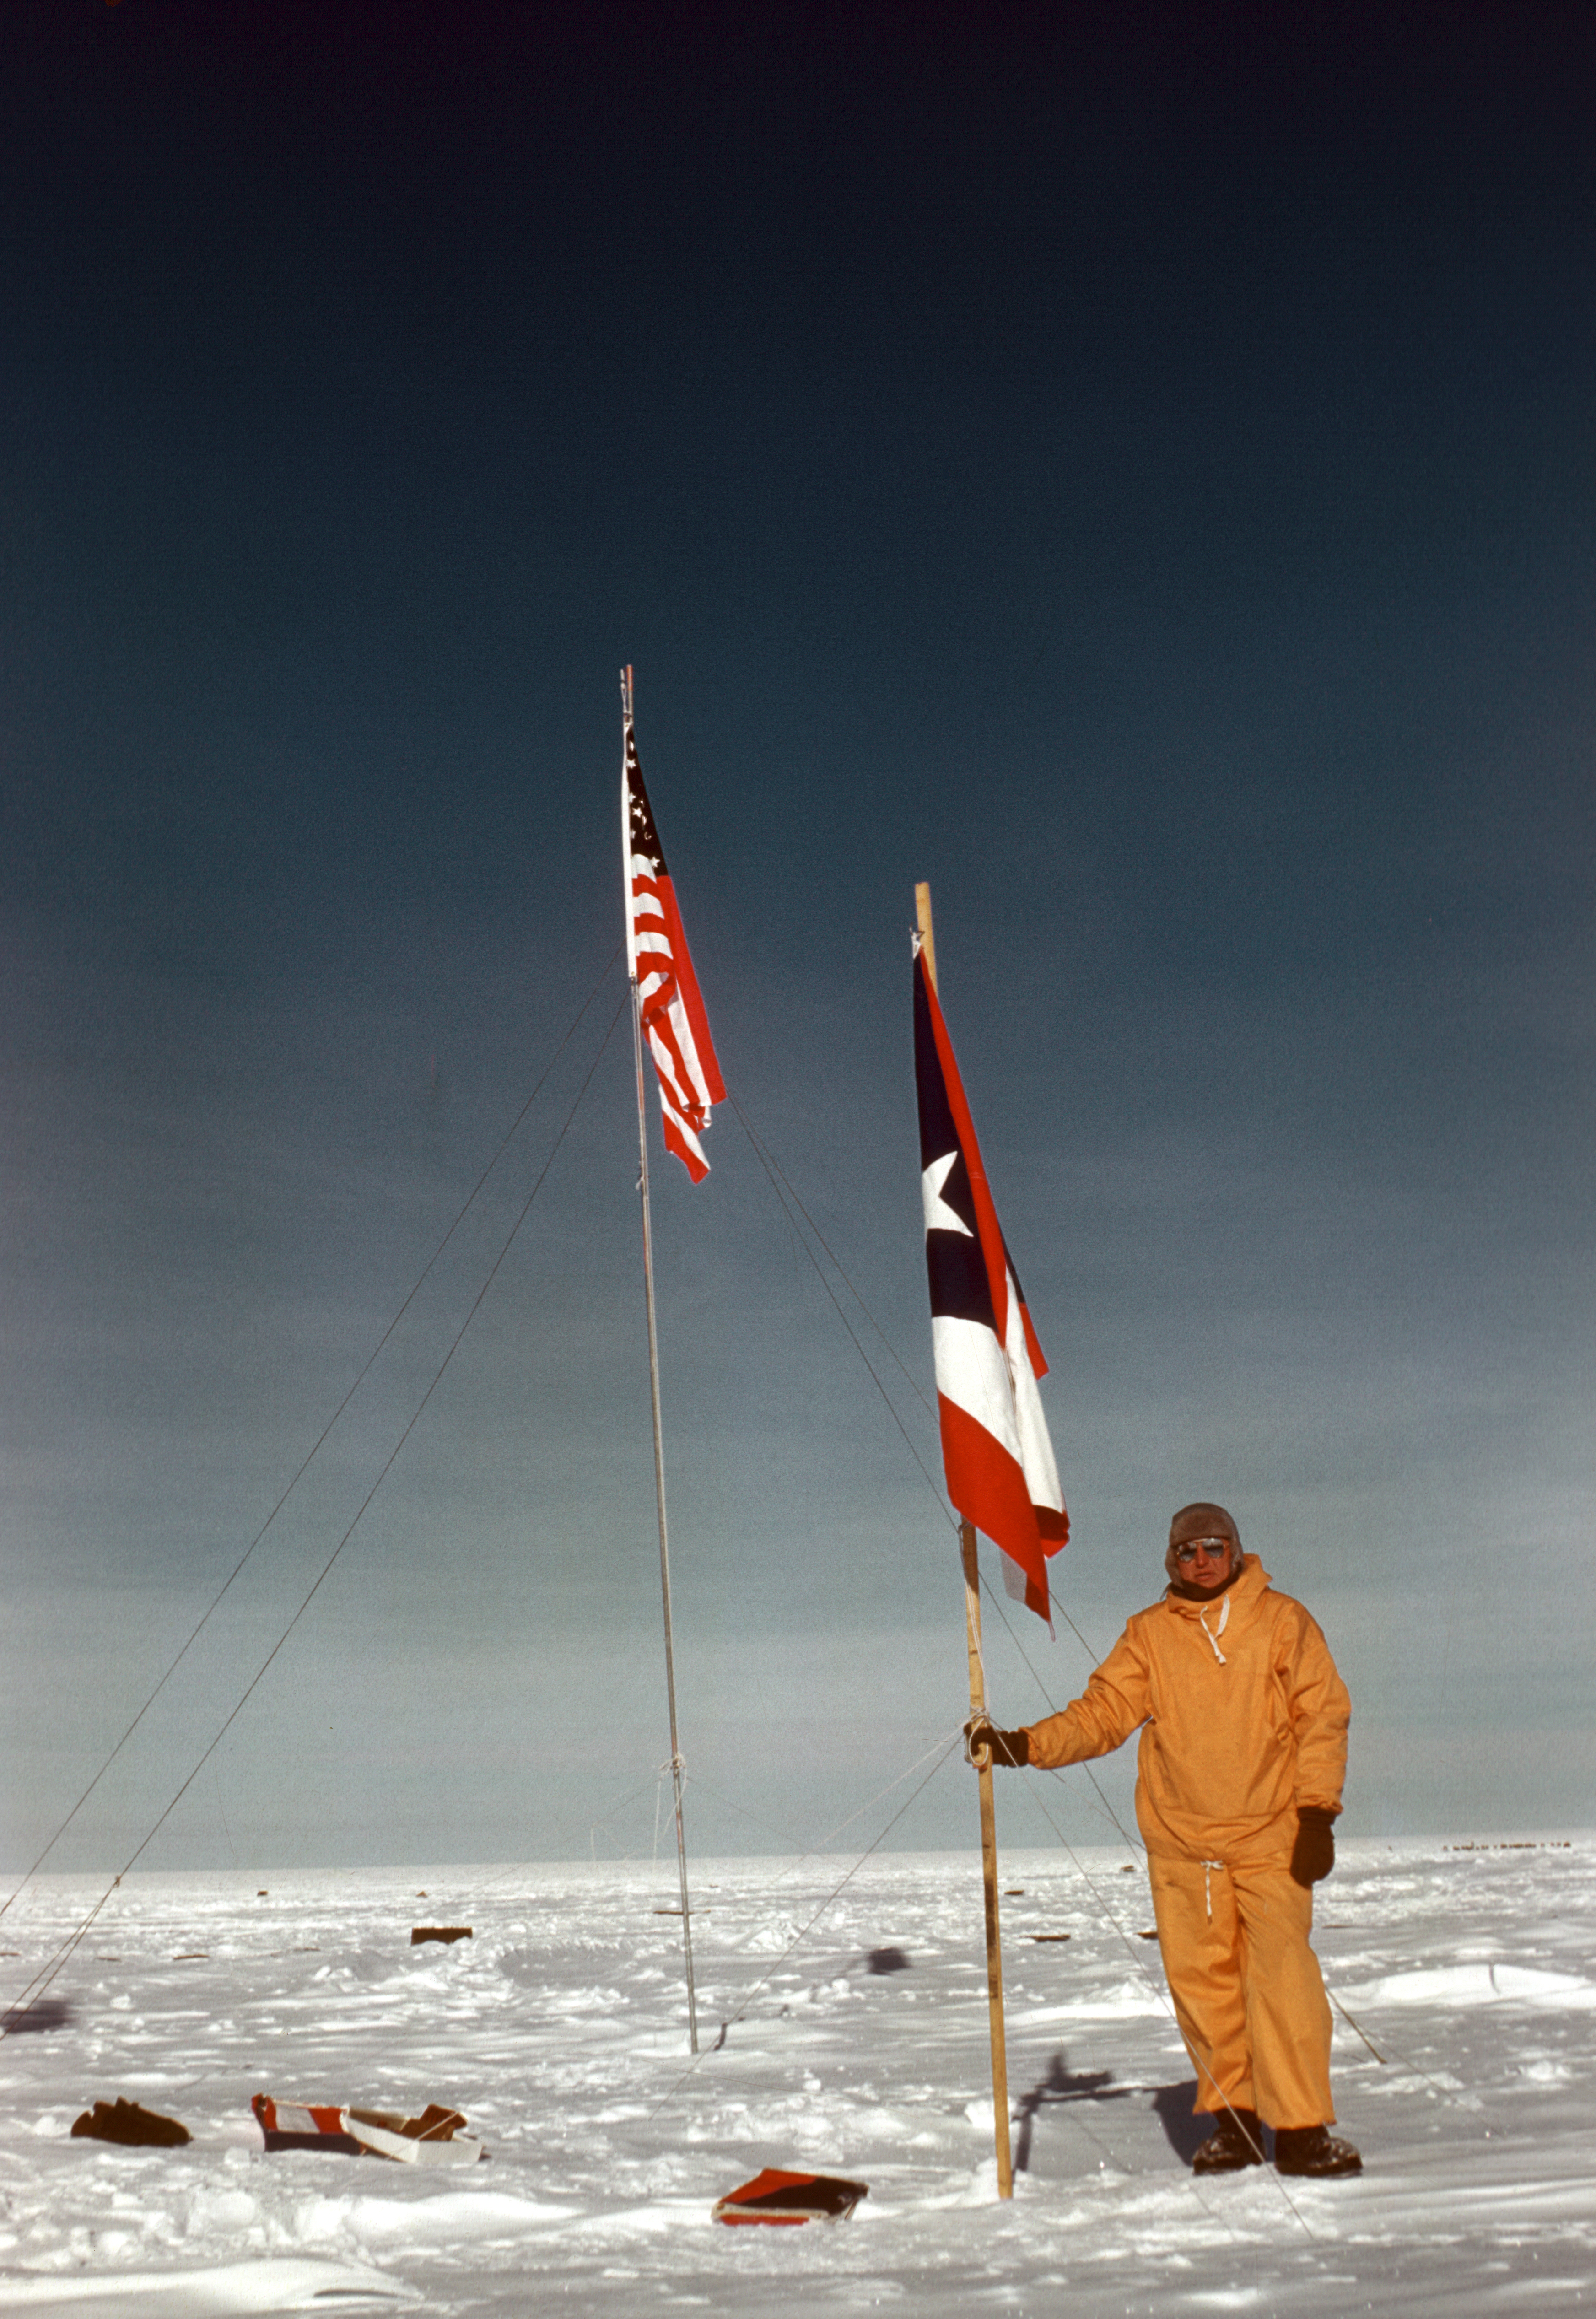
[1172,1538,1232,1565]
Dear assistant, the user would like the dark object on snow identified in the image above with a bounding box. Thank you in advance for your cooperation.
[252,2092,483,2164]
[1290,1808,1337,1888]
[713,2169,868,2225]
[1275,2125,1362,2177]
[71,2098,190,2148]
[1,1997,73,2034]
[410,1925,472,1945]
[864,1946,910,1975]
[1030,1932,1071,1943]
[1191,2108,1263,2173]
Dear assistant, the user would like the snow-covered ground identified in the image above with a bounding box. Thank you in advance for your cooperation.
[1,1837,1592,2315]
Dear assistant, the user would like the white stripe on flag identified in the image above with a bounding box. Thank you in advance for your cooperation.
[1005,1275,1063,1521]
[931,1314,1025,1462]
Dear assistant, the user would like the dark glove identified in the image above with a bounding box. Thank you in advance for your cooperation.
[964,1716,1030,1769]
[1289,1807,1337,1888]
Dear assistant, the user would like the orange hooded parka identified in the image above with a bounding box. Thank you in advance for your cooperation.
[1023,1555,1349,1866]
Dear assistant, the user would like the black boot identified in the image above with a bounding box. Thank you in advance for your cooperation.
[1274,2124,1362,2177]
[1191,2108,1264,2173]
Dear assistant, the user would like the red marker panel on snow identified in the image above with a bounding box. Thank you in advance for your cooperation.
[712,2169,869,2225]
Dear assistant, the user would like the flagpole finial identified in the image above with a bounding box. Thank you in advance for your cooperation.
[914,882,938,995]
[620,664,634,723]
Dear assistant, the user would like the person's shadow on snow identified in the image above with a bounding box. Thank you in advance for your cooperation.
[1151,2081,1211,2164]
[1013,2049,1131,2172]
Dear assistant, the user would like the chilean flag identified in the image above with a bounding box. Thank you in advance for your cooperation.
[914,942,1068,1622]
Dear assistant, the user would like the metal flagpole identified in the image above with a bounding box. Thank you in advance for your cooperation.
[625,666,700,2055]
[915,880,1013,2198]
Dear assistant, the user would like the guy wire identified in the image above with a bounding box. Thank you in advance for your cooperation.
[1,944,623,1921]
[731,1098,955,1531]
[731,1097,938,1422]
[726,1103,1144,1859]
[648,1731,965,2117]
[976,1570,1144,1857]
[2,987,630,2035]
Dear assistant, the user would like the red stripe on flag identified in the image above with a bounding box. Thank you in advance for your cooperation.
[658,874,725,1105]
[640,975,697,1108]
[938,1393,1050,1614]
[1016,1294,1048,1384]
[661,1108,711,1184]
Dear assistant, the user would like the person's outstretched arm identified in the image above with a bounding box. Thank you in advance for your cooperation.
[1020,1624,1153,1770]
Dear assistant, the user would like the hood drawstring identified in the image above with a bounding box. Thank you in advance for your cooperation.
[1198,1591,1231,1664]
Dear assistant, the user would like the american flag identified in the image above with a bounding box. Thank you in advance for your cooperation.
[914,939,1067,1622]
[622,676,726,1182]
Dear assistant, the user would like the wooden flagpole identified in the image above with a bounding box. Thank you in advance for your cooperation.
[625,665,700,2055]
[914,881,1014,2200]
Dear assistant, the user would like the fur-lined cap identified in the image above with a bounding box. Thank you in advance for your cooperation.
[1165,1500,1240,1585]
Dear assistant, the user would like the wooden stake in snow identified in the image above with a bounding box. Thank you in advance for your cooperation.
[914,881,1014,2201]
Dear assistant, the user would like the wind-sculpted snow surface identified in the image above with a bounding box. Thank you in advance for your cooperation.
[0,1841,1592,2314]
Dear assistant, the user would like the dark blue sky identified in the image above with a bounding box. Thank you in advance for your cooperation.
[3,2,1592,1871]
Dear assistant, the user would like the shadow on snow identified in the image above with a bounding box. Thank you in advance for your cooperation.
[1012,2055,1210,2171]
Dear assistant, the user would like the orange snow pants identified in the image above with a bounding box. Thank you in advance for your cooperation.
[1147,1853,1335,2130]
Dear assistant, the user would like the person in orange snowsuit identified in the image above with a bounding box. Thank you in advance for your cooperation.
[970,1501,1361,2179]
